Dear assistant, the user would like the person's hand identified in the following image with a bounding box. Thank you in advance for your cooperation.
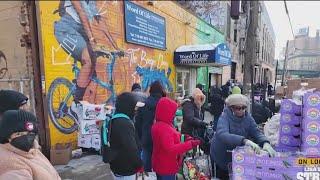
[200,121,209,128]
[263,143,276,157]
[244,139,261,154]
[185,134,194,142]
[190,140,201,148]
[136,167,144,173]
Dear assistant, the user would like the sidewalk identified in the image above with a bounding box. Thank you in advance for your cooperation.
[55,155,114,180]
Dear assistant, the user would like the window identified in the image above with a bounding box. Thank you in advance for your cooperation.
[234,29,237,42]
[176,70,191,97]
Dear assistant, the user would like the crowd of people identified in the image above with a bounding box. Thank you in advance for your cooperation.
[105,80,276,180]
[0,80,275,180]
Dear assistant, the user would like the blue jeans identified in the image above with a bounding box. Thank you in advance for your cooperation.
[142,148,152,172]
[156,174,176,180]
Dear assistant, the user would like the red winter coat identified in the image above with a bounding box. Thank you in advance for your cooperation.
[151,97,194,175]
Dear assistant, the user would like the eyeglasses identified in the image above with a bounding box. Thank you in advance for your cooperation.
[232,106,247,111]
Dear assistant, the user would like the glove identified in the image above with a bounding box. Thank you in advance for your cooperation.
[136,167,144,173]
[244,139,261,154]
[263,143,276,157]
[190,140,201,147]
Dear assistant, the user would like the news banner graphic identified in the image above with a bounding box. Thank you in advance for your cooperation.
[297,157,320,180]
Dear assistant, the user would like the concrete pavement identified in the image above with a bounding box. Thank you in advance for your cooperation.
[55,155,114,180]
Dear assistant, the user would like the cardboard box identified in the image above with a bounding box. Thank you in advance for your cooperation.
[50,143,72,165]
[287,78,320,98]
[280,113,301,125]
[91,134,101,150]
[78,134,92,148]
[280,99,302,114]
[81,101,106,120]
[80,119,100,135]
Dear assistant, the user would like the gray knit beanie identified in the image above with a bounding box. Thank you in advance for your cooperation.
[225,94,249,107]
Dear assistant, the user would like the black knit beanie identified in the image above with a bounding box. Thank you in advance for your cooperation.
[0,110,38,144]
[115,92,137,119]
[0,90,28,114]
[131,83,142,92]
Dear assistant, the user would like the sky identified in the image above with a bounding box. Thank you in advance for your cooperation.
[264,1,320,59]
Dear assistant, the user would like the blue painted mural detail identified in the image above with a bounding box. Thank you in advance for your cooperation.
[136,66,173,92]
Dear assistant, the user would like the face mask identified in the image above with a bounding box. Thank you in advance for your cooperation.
[10,133,36,152]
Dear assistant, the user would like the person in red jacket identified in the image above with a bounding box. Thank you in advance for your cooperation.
[151,97,201,180]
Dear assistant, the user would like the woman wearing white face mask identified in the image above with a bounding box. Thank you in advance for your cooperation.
[210,94,276,180]
[0,110,61,180]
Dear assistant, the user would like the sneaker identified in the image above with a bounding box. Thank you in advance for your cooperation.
[68,101,82,123]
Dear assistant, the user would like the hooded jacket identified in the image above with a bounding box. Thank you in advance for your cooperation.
[181,97,206,135]
[135,93,162,151]
[210,107,269,170]
[109,92,143,176]
[0,143,60,180]
[151,97,194,175]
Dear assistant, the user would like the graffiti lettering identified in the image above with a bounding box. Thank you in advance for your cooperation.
[126,48,172,92]
[0,50,8,79]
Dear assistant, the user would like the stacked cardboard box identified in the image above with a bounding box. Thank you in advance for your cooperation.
[301,92,320,157]
[277,99,302,152]
[77,101,106,150]
[232,147,304,180]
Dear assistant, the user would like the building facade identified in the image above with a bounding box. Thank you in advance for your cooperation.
[0,1,35,113]
[35,1,226,148]
[285,28,320,78]
[254,1,276,85]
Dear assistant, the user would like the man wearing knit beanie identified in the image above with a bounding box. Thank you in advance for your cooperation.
[0,90,28,116]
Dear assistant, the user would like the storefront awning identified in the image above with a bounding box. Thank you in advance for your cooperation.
[174,43,232,67]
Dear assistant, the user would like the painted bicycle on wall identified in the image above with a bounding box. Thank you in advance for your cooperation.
[47,49,124,134]
[48,1,124,134]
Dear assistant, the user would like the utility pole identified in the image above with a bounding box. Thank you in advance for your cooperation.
[281,40,289,86]
[243,1,259,111]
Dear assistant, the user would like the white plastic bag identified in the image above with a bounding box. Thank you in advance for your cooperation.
[264,113,281,145]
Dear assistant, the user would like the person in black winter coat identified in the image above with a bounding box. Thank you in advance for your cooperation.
[108,92,144,178]
[209,87,225,131]
[221,81,231,98]
[252,100,272,124]
[181,88,208,136]
[135,81,166,172]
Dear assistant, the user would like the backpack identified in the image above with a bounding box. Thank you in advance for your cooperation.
[101,113,130,163]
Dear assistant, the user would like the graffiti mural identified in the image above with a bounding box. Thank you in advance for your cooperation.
[177,1,227,33]
[37,1,224,146]
[0,51,8,79]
